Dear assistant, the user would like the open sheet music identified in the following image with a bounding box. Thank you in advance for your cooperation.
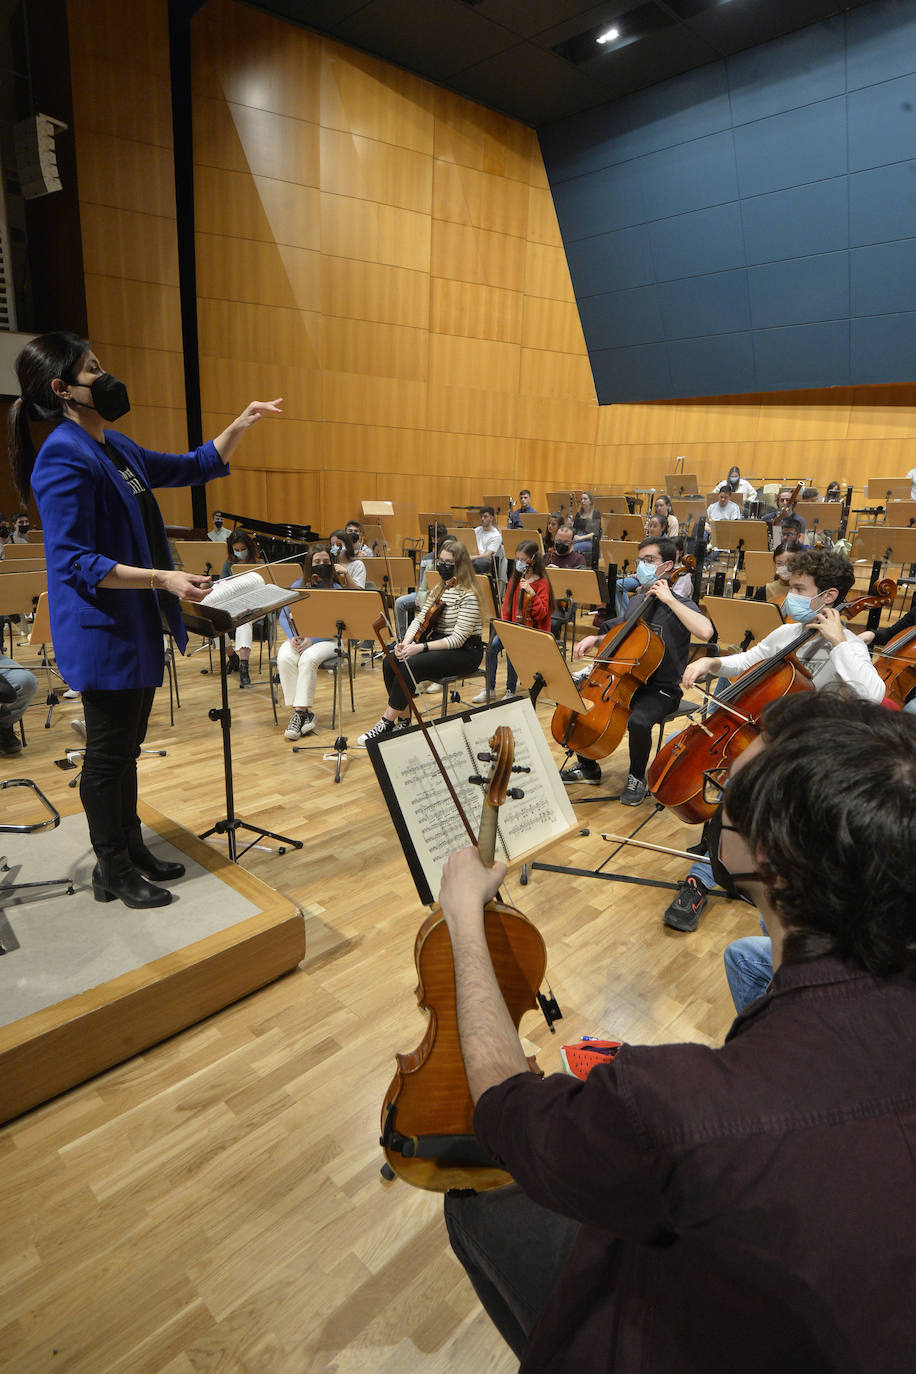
[367,697,577,905]
[185,570,301,632]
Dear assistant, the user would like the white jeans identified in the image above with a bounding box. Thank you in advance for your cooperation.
[277,638,335,708]
[233,621,253,651]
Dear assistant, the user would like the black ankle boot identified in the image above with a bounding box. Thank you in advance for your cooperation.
[239,660,251,688]
[226,650,239,674]
[125,826,185,882]
[91,855,173,908]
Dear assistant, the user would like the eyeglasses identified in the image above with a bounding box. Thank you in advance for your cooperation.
[701,767,729,806]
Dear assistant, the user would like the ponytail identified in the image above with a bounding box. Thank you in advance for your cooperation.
[8,330,90,500]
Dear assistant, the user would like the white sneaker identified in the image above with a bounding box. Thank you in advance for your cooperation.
[423,682,441,694]
[70,718,86,741]
[501,690,515,700]
[298,709,316,735]
[471,689,489,703]
[285,710,306,740]
[63,688,80,700]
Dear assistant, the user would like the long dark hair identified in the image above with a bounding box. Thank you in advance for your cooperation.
[228,530,261,562]
[507,539,554,614]
[8,331,90,500]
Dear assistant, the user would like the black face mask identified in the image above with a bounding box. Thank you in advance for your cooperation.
[554,542,571,555]
[67,371,131,423]
[436,560,454,581]
[0,526,10,539]
[311,563,332,587]
[703,806,760,906]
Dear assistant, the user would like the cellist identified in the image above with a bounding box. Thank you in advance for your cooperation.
[560,537,713,803]
[663,549,886,935]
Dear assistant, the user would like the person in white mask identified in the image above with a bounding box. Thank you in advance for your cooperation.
[560,537,713,804]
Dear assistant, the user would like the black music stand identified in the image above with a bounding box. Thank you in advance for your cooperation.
[182,596,305,861]
[290,590,386,783]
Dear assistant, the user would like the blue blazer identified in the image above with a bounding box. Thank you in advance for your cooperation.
[31,420,228,691]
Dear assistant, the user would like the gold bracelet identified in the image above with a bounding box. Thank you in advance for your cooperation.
[149,570,157,590]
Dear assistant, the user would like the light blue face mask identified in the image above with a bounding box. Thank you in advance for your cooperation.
[782,592,822,623]
[515,560,528,574]
[636,560,658,586]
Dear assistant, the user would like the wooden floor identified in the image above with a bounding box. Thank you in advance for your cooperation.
[0,630,751,1373]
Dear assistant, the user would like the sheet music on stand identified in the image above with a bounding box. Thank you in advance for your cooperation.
[180,571,304,634]
[366,697,577,905]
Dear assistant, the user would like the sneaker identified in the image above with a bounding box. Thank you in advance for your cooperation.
[0,724,22,755]
[471,689,489,704]
[620,774,648,806]
[663,876,708,932]
[71,718,86,741]
[501,689,515,700]
[560,764,601,785]
[63,688,80,700]
[298,709,316,735]
[572,668,591,686]
[284,710,306,741]
[357,716,396,746]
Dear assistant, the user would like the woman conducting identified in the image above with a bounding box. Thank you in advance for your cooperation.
[358,538,484,743]
[8,330,281,908]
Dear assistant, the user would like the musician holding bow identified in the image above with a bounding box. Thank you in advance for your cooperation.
[561,537,713,803]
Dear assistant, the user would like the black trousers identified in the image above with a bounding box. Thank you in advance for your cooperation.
[80,686,156,860]
[383,639,483,711]
[577,681,681,779]
[444,1183,579,1360]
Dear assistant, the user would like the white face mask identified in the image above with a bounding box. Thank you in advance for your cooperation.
[233,549,248,562]
[330,542,342,557]
[515,560,528,574]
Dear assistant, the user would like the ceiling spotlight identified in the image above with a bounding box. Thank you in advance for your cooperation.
[596,27,620,44]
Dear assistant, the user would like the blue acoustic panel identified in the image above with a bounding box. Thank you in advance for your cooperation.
[727,19,846,128]
[591,343,673,405]
[741,178,849,265]
[849,161,916,247]
[649,203,745,281]
[622,63,732,158]
[747,252,849,330]
[850,313,916,385]
[851,240,916,318]
[538,105,635,183]
[551,162,648,240]
[667,332,757,398]
[657,269,750,339]
[753,321,850,392]
[733,96,847,198]
[578,284,666,351]
[564,226,656,297]
[638,130,738,220]
[846,0,916,90]
[848,74,916,174]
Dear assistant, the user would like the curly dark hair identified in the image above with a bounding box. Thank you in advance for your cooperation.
[726,693,916,977]
[787,548,855,601]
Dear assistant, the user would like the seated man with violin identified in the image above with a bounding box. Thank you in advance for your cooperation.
[766,485,807,544]
[560,537,713,804]
[439,691,916,1373]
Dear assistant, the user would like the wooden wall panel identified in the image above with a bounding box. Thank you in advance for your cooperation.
[80,206,179,289]
[524,241,577,303]
[519,349,596,405]
[526,186,564,246]
[196,234,320,312]
[321,257,429,330]
[193,97,320,186]
[320,41,435,155]
[323,424,429,477]
[192,0,320,122]
[96,345,186,413]
[323,373,428,431]
[322,318,428,382]
[430,220,526,293]
[197,358,321,423]
[433,161,529,237]
[197,299,320,369]
[75,131,176,219]
[522,296,588,356]
[320,194,431,272]
[432,88,535,182]
[320,128,432,214]
[70,53,173,148]
[84,277,182,355]
[195,165,320,250]
[429,334,520,394]
[430,278,523,344]
[263,470,321,527]
[426,384,519,439]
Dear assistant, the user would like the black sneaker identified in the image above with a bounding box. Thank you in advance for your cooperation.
[358,716,396,745]
[664,876,708,932]
[620,774,648,806]
[560,764,601,785]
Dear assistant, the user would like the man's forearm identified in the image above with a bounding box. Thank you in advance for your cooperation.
[449,918,530,1103]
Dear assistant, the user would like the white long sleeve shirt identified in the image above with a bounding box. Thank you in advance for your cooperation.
[717,622,885,701]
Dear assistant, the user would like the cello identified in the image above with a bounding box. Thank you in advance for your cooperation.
[550,558,694,762]
[379,724,554,1191]
[647,581,898,825]
[873,619,916,708]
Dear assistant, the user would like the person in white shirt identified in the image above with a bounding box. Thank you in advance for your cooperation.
[208,510,230,542]
[473,506,504,575]
[714,466,757,501]
[706,490,742,529]
[684,548,885,703]
[906,468,916,501]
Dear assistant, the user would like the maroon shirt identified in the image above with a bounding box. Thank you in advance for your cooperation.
[474,955,916,1373]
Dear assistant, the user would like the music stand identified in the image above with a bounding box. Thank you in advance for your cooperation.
[665,473,699,496]
[494,620,588,712]
[853,526,916,564]
[601,514,641,542]
[174,540,221,577]
[595,495,630,514]
[289,590,386,782]
[599,540,641,572]
[182,592,306,861]
[516,511,544,530]
[482,493,511,522]
[702,596,783,655]
[503,528,544,558]
[866,479,911,501]
[546,491,572,517]
[709,519,769,552]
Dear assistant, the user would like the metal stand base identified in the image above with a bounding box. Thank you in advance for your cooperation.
[199,636,303,861]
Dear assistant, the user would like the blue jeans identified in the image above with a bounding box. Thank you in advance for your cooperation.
[0,654,39,726]
[723,929,773,1013]
[394,593,416,640]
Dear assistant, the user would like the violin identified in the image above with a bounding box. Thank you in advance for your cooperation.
[873,620,916,708]
[379,725,550,1191]
[647,580,898,824]
[414,576,455,643]
[520,584,534,628]
[550,559,694,762]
